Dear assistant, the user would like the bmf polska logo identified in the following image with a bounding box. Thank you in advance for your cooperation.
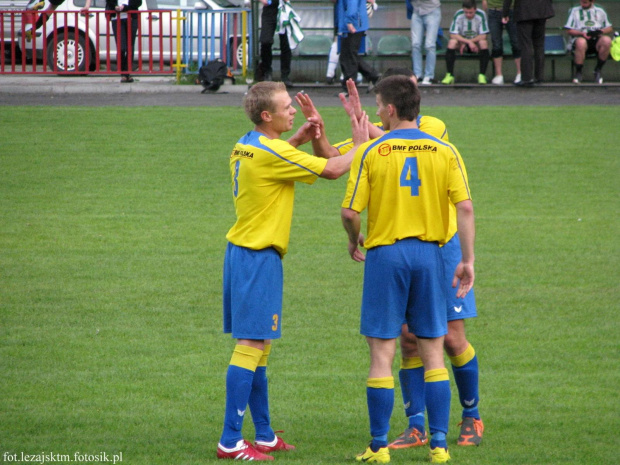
[378,143,392,157]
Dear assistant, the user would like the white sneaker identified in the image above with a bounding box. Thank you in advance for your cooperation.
[491,75,504,85]
[421,77,432,85]
[514,73,522,84]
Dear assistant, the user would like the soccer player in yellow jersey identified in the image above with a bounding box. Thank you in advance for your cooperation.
[217,81,368,461]
[341,75,475,464]
[299,73,484,450]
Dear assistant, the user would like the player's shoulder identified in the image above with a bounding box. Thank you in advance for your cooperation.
[238,131,294,156]
[475,9,487,19]
[419,115,447,140]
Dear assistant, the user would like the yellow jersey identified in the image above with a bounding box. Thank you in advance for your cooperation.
[226,131,328,256]
[342,128,471,248]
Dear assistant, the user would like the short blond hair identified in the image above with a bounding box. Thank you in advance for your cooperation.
[244,82,287,125]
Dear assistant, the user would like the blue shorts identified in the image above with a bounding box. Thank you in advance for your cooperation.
[360,238,447,339]
[441,233,477,322]
[223,243,283,340]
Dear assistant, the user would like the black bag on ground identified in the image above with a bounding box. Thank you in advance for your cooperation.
[198,59,228,92]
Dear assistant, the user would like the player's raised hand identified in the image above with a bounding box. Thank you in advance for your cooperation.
[339,79,363,119]
[452,262,474,298]
[287,121,321,147]
[295,91,321,122]
[351,110,369,146]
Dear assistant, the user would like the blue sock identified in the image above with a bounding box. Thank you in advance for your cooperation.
[219,345,263,448]
[367,377,395,451]
[399,360,426,433]
[425,369,450,450]
[450,345,480,420]
[248,366,275,442]
[220,364,255,448]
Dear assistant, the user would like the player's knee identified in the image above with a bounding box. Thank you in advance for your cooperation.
[443,331,468,356]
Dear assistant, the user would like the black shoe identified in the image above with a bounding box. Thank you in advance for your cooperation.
[282,78,294,89]
[572,71,582,84]
[264,71,273,82]
[594,69,603,84]
[514,79,534,88]
[326,76,334,85]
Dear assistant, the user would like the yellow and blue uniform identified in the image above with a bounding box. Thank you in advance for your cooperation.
[343,128,471,338]
[344,129,470,248]
[223,130,327,340]
[220,130,327,450]
[226,131,328,257]
[345,127,471,452]
[336,116,476,321]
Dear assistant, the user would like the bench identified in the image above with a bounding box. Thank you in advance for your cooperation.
[544,33,568,81]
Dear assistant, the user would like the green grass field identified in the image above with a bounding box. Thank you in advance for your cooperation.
[1,105,619,465]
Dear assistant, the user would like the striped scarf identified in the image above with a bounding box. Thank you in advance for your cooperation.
[277,0,304,50]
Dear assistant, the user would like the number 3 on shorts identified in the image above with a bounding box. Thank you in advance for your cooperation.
[400,157,421,196]
[272,314,279,331]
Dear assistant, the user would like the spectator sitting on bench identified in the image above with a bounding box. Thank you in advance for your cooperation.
[564,0,614,84]
[441,0,491,85]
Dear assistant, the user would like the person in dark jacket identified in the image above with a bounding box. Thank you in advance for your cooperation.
[502,0,554,87]
[336,0,379,94]
[106,0,142,83]
[256,0,293,88]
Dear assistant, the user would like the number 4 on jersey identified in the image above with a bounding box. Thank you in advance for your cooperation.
[400,157,421,196]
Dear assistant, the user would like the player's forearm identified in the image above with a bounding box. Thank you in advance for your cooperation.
[367,123,384,139]
[455,200,475,264]
[321,147,356,179]
[311,135,341,159]
[341,208,361,245]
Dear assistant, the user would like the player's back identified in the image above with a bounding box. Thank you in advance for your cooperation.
[344,128,470,248]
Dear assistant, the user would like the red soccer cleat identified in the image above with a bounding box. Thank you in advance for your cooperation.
[254,433,296,453]
[217,439,274,461]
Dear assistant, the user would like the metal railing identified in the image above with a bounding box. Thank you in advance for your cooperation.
[0,8,250,78]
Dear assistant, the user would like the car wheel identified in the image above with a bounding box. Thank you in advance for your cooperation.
[235,41,246,67]
[46,31,91,73]
[227,36,248,68]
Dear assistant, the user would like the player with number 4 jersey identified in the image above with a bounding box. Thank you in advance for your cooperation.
[342,75,475,464]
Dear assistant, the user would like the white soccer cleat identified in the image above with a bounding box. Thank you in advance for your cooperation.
[491,75,504,85]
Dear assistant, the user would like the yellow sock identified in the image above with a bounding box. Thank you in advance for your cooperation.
[449,344,475,368]
[230,344,263,371]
